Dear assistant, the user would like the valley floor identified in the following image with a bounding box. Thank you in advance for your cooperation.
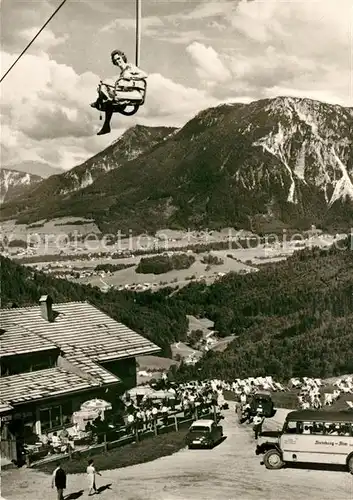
[2,407,352,500]
[8,231,345,294]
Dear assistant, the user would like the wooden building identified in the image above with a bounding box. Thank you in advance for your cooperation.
[0,295,160,462]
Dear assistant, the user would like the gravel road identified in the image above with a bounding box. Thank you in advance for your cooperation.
[2,407,352,500]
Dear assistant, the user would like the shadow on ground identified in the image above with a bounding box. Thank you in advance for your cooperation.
[64,490,84,499]
[259,461,349,473]
[97,483,113,494]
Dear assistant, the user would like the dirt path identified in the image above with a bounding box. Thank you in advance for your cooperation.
[2,407,353,500]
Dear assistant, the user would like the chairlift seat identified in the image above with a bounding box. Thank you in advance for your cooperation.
[97,78,147,116]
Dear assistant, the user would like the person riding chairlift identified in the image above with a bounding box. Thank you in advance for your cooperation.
[91,49,148,135]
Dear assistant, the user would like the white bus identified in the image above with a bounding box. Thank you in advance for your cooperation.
[260,410,353,472]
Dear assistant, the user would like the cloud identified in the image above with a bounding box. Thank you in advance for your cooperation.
[0,48,219,170]
[1,51,99,141]
[0,0,56,52]
[186,42,232,85]
[138,73,220,125]
[221,0,353,106]
[2,0,351,174]
[101,15,163,33]
[19,27,68,51]
[175,1,235,21]
[231,0,351,51]
[0,49,108,169]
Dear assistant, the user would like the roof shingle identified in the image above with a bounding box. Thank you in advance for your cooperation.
[0,367,99,406]
[1,301,160,361]
[0,323,57,357]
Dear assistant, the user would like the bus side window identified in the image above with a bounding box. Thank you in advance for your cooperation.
[312,422,324,434]
[296,422,304,434]
[339,423,348,435]
[303,422,311,434]
[323,423,331,434]
[337,423,348,435]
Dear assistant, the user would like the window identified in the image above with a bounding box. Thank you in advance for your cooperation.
[51,406,62,428]
[61,401,73,426]
[323,422,353,436]
[285,419,353,436]
[39,408,50,431]
[311,422,325,435]
[284,421,297,433]
[190,426,209,433]
[284,421,303,434]
[1,354,56,375]
[40,406,63,431]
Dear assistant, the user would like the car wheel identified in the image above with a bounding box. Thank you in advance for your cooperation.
[347,454,353,473]
[263,449,284,470]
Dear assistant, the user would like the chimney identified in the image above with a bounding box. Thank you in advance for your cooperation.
[39,295,54,322]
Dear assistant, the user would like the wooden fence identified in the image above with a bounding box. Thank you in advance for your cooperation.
[28,405,217,467]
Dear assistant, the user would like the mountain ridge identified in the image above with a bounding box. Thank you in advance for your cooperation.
[3,161,63,178]
[0,124,176,219]
[1,96,352,233]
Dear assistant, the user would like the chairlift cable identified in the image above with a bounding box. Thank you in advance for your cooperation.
[0,0,68,84]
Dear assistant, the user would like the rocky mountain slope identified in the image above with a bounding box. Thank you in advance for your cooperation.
[0,168,42,204]
[1,97,352,233]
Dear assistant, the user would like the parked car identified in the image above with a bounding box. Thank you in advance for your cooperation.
[186,419,223,449]
[249,391,275,418]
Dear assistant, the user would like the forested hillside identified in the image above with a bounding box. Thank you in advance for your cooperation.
[0,256,187,356]
[174,238,353,380]
[1,236,353,379]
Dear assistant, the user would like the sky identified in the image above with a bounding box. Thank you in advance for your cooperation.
[1,0,352,172]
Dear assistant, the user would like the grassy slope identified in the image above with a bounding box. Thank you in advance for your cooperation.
[35,429,189,475]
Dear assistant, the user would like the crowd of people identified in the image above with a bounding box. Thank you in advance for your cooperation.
[85,374,352,444]
[23,373,353,468]
[119,378,228,435]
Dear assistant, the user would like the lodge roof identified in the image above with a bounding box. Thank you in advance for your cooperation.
[0,322,57,357]
[0,299,160,410]
[1,301,160,361]
[0,367,101,407]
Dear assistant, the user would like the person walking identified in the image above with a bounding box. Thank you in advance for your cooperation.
[253,412,265,439]
[87,458,102,496]
[51,462,67,500]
